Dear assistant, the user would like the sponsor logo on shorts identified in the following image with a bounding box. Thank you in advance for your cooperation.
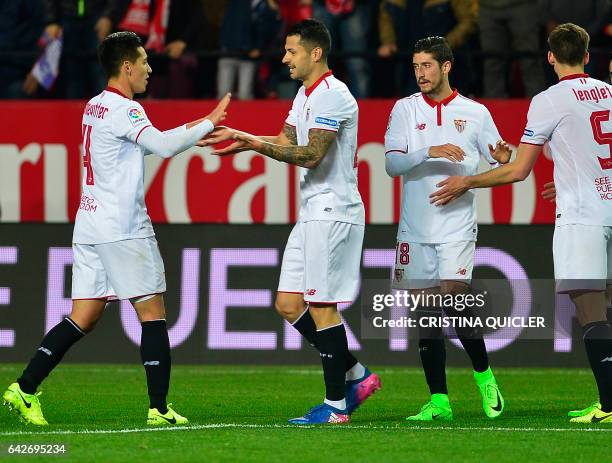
[305,289,317,296]
[456,268,467,276]
[602,357,612,362]
[415,122,426,130]
[314,117,339,128]
[324,207,332,212]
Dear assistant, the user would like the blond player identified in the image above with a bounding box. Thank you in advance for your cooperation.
[430,23,612,424]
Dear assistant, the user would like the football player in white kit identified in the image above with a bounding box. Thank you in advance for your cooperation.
[201,19,381,425]
[2,32,231,426]
[430,23,612,424]
[385,36,511,421]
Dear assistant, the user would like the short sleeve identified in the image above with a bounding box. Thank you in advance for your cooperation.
[520,93,557,146]
[307,91,352,132]
[477,106,502,165]
[384,100,410,154]
[112,101,152,142]
[285,96,298,127]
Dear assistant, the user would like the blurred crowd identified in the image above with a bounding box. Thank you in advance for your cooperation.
[1,0,611,100]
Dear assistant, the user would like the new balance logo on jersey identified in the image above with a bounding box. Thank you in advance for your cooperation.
[143,361,160,366]
[37,347,52,356]
[601,357,612,362]
[456,268,467,276]
[415,123,426,130]
[306,289,317,296]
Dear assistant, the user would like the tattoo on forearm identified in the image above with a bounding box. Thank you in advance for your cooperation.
[258,129,336,168]
[283,124,297,145]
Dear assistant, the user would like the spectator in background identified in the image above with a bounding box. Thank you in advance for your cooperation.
[43,0,128,98]
[539,0,611,80]
[313,0,375,98]
[478,0,546,98]
[0,0,45,98]
[378,0,477,96]
[217,0,283,100]
[138,0,204,98]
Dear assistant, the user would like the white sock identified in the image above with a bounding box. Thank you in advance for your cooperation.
[324,398,347,411]
[345,362,366,382]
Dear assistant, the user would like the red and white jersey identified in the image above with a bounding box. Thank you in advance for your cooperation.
[73,87,155,244]
[520,74,612,226]
[285,71,365,225]
[385,90,501,243]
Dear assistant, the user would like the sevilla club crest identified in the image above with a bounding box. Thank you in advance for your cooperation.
[454,119,467,133]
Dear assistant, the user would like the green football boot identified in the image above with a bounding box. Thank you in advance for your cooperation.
[406,394,453,421]
[2,382,49,426]
[474,367,505,419]
[568,401,601,418]
[147,404,189,426]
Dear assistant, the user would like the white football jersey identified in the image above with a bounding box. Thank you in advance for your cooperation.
[73,87,155,244]
[285,71,365,225]
[520,74,612,226]
[385,90,500,243]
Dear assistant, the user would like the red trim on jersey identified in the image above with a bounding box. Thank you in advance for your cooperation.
[277,291,304,295]
[559,73,589,82]
[521,141,544,146]
[306,300,354,304]
[72,297,110,301]
[135,124,152,143]
[105,86,130,99]
[285,122,296,127]
[385,149,407,154]
[305,70,333,97]
[421,89,459,126]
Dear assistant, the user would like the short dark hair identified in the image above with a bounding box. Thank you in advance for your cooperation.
[286,19,331,60]
[98,31,143,79]
[548,23,589,66]
[413,36,454,65]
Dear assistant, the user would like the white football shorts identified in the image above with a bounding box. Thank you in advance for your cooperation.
[392,240,475,290]
[278,220,364,304]
[72,237,166,300]
[553,224,612,293]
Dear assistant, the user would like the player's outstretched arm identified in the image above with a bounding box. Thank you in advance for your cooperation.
[429,142,542,206]
[385,144,465,177]
[137,93,231,158]
[224,128,335,168]
[199,123,297,154]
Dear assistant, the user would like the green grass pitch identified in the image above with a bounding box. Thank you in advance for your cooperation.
[0,365,609,462]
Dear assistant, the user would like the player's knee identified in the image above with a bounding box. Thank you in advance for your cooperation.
[274,299,302,322]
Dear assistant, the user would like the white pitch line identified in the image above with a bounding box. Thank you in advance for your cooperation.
[1,423,611,437]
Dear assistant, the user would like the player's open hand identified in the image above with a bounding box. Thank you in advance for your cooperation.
[428,144,465,162]
[541,181,556,203]
[429,175,469,206]
[198,126,235,146]
[205,93,231,127]
[489,140,512,164]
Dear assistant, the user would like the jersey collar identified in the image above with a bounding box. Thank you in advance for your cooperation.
[105,86,131,99]
[559,73,589,81]
[304,70,333,97]
[421,88,459,108]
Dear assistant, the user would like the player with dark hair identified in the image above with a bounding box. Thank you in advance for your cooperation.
[430,23,612,424]
[2,31,230,426]
[385,36,509,421]
[201,19,381,425]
